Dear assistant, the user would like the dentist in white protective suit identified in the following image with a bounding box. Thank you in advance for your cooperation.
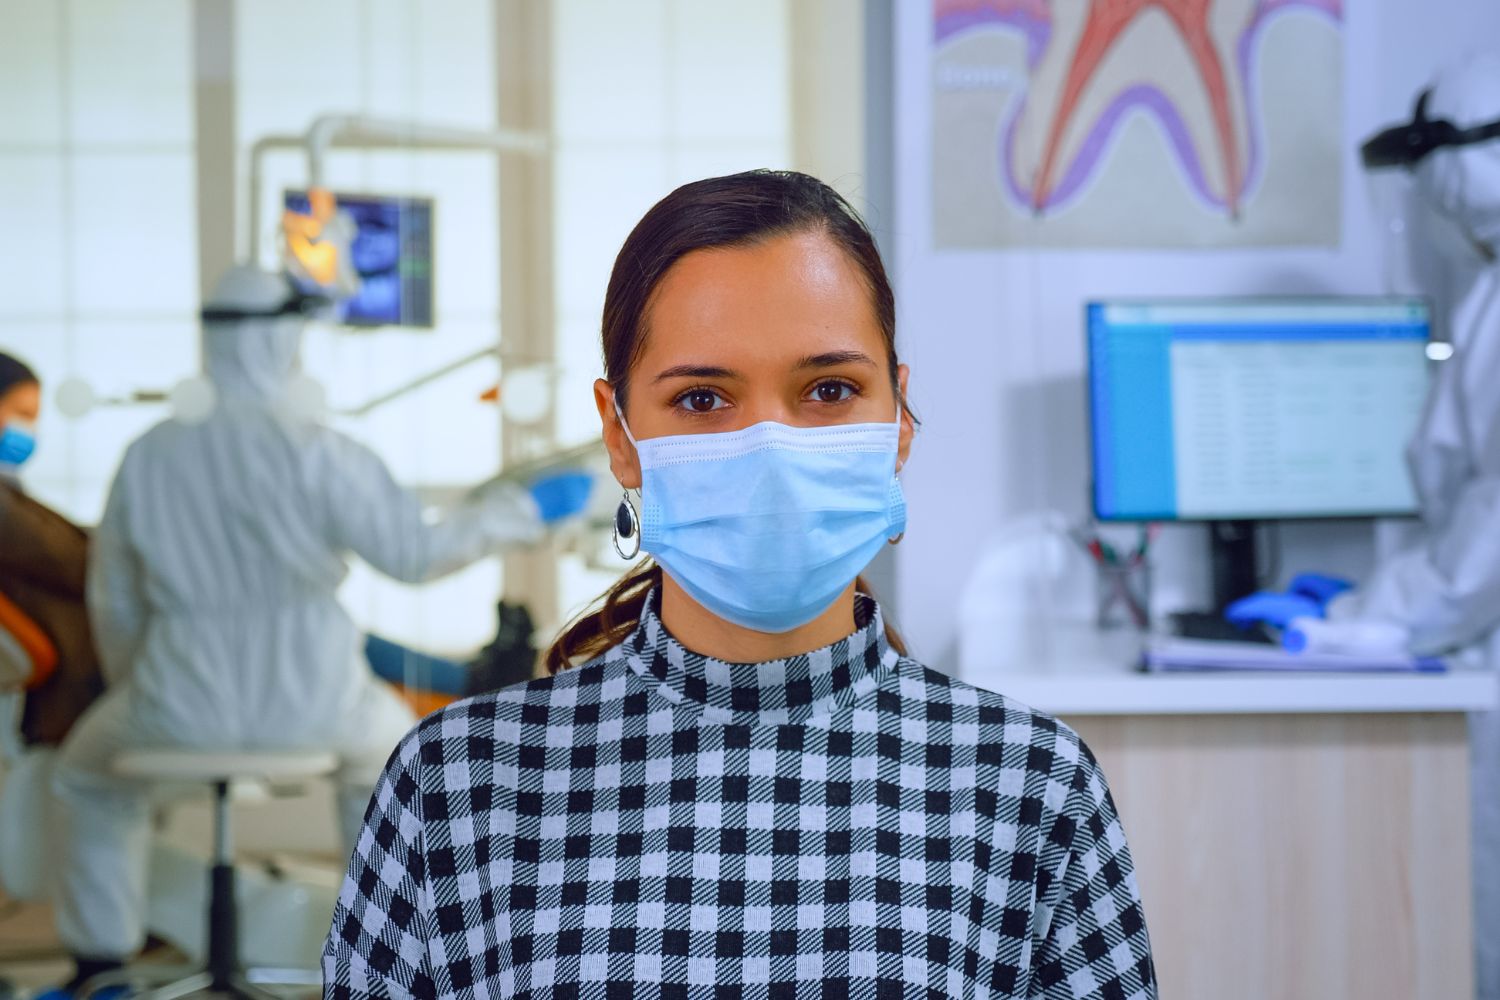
[48,265,563,992]
[1335,53,1500,997]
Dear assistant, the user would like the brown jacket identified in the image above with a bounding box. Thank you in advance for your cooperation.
[0,479,104,744]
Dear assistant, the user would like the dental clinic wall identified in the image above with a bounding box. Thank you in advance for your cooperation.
[888,0,1500,673]
[545,0,794,623]
[0,0,198,523]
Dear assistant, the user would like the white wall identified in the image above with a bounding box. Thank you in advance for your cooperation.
[549,0,795,623]
[890,0,1500,672]
[0,0,198,524]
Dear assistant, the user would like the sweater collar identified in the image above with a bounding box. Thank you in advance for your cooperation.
[624,587,894,724]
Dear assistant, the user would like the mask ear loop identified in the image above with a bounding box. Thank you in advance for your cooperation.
[894,394,914,476]
[612,392,640,449]
[888,397,908,544]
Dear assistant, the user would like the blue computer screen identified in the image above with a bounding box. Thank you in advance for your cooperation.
[1088,299,1431,521]
[284,190,434,327]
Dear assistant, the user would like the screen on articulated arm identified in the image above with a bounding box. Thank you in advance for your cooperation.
[284,189,434,328]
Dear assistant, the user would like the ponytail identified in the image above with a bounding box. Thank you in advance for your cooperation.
[544,560,662,674]
[543,565,911,673]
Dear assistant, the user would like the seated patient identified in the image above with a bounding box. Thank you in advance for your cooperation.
[325,171,1157,998]
[0,351,104,744]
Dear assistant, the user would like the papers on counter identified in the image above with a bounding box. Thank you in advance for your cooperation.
[1144,636,1447,674]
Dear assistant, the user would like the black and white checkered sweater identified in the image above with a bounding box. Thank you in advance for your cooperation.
[324,590,1156,999]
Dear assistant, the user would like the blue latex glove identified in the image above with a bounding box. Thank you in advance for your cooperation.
[1287,572,1354,607]
[1224,591,1324,630]
[527,470,595,525]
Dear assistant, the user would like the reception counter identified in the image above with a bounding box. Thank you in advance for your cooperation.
[958,626,1497,1000]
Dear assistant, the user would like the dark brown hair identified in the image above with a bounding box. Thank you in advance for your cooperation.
[543,170,911,673]
[0,351,39,401]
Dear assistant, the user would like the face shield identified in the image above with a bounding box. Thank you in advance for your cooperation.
[1363,168,1435,294]
[1363,168,1487,343]
[1361,84,1500,343]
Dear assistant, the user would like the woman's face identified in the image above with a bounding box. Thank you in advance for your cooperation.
[595,230,914,489]
[0,381,40,431]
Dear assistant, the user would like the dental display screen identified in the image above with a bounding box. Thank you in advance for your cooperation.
[284,190,434,327]
[1088,299,1432,521]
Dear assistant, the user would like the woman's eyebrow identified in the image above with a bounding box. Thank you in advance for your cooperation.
[653,364,741,382]
[795,350,878,370]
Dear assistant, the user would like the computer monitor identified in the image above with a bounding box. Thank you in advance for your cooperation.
[284,190,434,327]
[1088,298,1433,610]
[1088,298,1432,522]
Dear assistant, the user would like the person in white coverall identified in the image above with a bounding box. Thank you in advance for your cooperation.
[48,265,577,991]
[1340,53,1500,997]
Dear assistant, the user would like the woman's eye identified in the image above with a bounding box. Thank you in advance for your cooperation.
[811,380,856,404]
[675,389,726,413]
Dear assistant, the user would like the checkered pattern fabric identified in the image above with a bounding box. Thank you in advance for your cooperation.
[323,590,1156,999]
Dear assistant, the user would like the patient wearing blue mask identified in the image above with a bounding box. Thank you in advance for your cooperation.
[325,170,1160,999]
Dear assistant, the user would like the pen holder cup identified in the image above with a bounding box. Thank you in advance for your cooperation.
[1095,559,1151,631]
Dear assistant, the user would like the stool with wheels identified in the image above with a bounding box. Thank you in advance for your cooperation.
[82,750,339,1000]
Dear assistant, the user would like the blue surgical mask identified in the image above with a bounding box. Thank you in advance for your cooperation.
[620,406,907,633]
[0,422,36,467]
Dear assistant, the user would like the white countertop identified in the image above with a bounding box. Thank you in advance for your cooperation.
[956,625,1499,716]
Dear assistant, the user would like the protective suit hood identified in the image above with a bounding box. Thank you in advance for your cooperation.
[203,319,303,402]
[200,265,304,403]
[1413,53,1500,254]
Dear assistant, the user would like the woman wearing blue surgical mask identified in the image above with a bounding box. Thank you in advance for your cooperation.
[325,171,1157,998]
[0,353,40,473]
[0,351,105,745]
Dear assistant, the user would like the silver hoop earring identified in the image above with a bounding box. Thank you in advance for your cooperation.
[613,491,641,559]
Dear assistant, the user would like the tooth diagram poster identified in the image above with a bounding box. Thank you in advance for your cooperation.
[932,0,1344,249]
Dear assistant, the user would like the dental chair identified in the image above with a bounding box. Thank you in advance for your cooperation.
[0,590,59,903]
[0,595,60,1000]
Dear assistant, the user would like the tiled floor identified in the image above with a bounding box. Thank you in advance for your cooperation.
[0,896,71,994]
[0,889,321,999]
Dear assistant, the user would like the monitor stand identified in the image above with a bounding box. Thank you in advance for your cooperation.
[1167,520,1275,644]
[1208,519,1261,611]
